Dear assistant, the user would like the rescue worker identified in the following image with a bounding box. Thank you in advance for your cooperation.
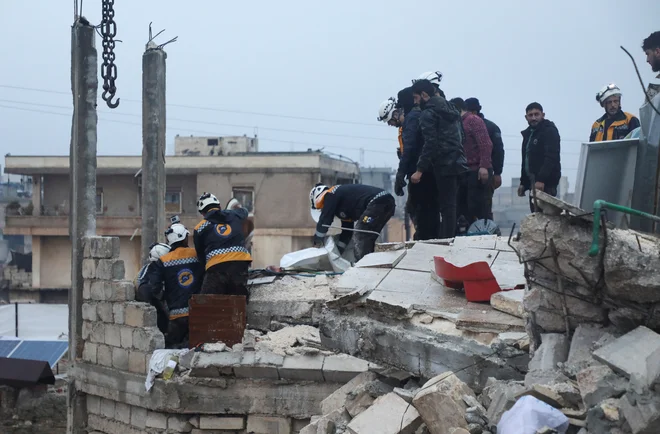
[590,84,640,142]
[140,223,204,348]
[643,31,660,75]
[413,71,445,98]
[377,97,404,158]
[410,79,469,239]
[310,183,395,261]
[194,193,252,298]
[136,242,171,335]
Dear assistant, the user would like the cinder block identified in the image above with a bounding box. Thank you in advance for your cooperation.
[82,303,98,322]
[168,415,194,432]
[90,281,106,301]
[120,326,133,349]
[247,415,292,434]
[83,280,92,300]
[199,415,245,430]
[234,351,283,379]
[115,401,131,425]
[82,259,98,279]
[83,342,98,364]
[125,302,157,328]
[131,406,148,429]
[96,259,126,281]
[279,355,326,381]
[97,345,113,368]
[89,323,106,344]
[84,236,120,260]
[100,397,116,419]
[128,351,148,375]
[82,321,92,340]
[133,327,165,352]
[105,324,121,347]
[97,302,114,323]
[112,347,129,371]
[146,411,168,429]
[113,303,126,325]
[104,281,136,302]
[87,394,101,415]
[322,354,370,383]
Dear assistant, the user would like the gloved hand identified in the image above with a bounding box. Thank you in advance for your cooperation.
[396,148,402,160]
[394,172,407,196]
[312,234,325,247]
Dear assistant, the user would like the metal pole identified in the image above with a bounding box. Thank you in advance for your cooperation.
[68,19,97,434]
[141,48,167,261]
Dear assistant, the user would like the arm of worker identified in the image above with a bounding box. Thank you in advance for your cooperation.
[226,207,249,220]
[490,124,505,176]
[415,110,440,174]
[398,110,421,176]
[536,126,561,186]
[337,220,353,253]
[193,228,206,268]
[313,194,337,246]
[137,261,165,303]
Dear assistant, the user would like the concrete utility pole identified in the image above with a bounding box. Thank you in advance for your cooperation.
[141,46,167,261]
[68,19,98,433]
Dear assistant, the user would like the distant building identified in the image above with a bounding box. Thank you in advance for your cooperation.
[174,135,258,156]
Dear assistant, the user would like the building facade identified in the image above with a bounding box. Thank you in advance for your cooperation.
[3,152,358,299]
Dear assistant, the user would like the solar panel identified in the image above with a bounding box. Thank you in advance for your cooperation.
[0,340,20,358]
[9,341,69,367]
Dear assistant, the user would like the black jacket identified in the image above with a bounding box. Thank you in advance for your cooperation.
[397,107,423,177]
[520,119,561,189]
[416,95,469,176]
[194,207,252,271]
[315,184,390,246]
[140,246,204,312]
[480,114,505,176]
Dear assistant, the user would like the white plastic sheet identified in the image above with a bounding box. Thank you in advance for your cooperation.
[279,236,352,272]
[145,349,190,391]
[497,396,569,434]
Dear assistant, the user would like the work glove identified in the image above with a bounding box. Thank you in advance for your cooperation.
[394,172,407,197]
[312,234,325,247]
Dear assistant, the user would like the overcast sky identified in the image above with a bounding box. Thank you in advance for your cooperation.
[1,0,659,189]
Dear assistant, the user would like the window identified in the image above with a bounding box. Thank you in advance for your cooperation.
[165,190,182,214]
[96,189,104,214]
[207,138,218,147]
[232,187,254,213]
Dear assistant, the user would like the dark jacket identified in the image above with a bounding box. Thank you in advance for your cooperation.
[480,114,505,175]
[520,119,561,190]
[140,246,204,312]
[416,95,469,176]
[314,184,391,246]
[194,207,252,271]
[589,110,640,142]
[397,107,423,176]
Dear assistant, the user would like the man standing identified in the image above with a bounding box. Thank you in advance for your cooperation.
[464,98,505,218]
[643,31,660,76]
[136,242,171,336]
[451,97,493,223]
[410,79,469,238]
[590,84,640,142]
[517,102,561,212]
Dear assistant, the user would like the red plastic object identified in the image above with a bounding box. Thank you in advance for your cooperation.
[433,256,502,302]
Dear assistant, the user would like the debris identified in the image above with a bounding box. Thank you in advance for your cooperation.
[412,374,475,433]
[203,342,227,352]
[326,287,371,309]
[320,372,378,415]
[355,250,407,269]
[529,334,569,372]
[346,393,422,434]
[586,398,628,434]
[456,306,525,334]
[564,324,615,376]
[419,314,434,324]
[576,365,627,408]
[496,396,569,434]
[255,325,321,356]
[490,290,525,318]
[394,387,417,404]
[620,391,660,434]
[485,380,526,427]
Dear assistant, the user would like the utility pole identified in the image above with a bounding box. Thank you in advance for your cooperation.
[68,18,97,434]
[141,25,176,260]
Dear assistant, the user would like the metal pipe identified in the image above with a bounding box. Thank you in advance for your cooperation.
[322,224,381,236]
[589,200,660,256]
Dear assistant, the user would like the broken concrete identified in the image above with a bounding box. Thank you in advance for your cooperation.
[490,290,524,318]
[529,334,569,372]
[620,391,660,434]
[483,380,525,427]
[565,324,615,376]
[346,393,422,434]
[577,365,628,408]
[455,305,525,334]
[320,372,378,415]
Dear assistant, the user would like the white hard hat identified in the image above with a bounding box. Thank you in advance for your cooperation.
[225,198,241,210]
[165,223,190,245]
[310,184,329,210]
[596,83,622,105]
[413,71,443,86]
[149,243,171,262]
[197,192,220,213]
[377,98,397,123]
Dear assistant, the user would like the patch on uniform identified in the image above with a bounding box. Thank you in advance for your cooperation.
[362,216,373,224]
[215,224,232,237]
[339,212,347,219]
[177,269,195,288]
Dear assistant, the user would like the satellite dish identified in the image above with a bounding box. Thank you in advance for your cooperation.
[467,219,501,236]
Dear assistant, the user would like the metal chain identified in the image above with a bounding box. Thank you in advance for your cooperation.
[100,0,120,108]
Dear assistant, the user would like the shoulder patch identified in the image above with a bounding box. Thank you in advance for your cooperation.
[195,219,210,232]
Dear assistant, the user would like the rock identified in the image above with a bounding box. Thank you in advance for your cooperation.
[413,375,472,434]
[462,395,486,416]
[529,334,569,372]
[490,290,524,318]
[347,393,422,434]
[524,369,570,388]
[517,383,581,410]
[576,365,628,408]
[620,391,660,434]
[464,407,486,425]
[586,398,627,433]
[203,342,227,352]
[346,388,375,418]
[321,371,379,415]
[419,314,434,325]
[485,380,526,427]
[565,324,614,376]
[300,409,350,434]
[394,387,417,404]
[467,424,483,434]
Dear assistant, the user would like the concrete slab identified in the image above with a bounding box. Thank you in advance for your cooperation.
[279,354,326,381]
[322,354,370,383]
[593,326,660,386]
[375,269,431,294]
[528,334,569,372]
[456,304,525,333]
[565,324,612,376]
[452,235,498,250]
[355,250,407,269]
[332,267,390,295]
[346,393,422,434]
[442,247,498,268]
[412,280,468,313]
[495,237,516,252]
[490,290,524,318]
[320,372,378,415]
[395,243,453,272]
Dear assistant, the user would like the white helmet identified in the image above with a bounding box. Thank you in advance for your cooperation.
[310,184,329,210]
[149,242,171,262]
[225,197,241,210]
[414,71,443,86]
[596,83,622,105]
[165,223,190,245]
[377,98,397,123]
[197,192,220,213]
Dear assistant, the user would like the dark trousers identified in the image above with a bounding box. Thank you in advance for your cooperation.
[434,174,459,239]
[166,316,189,349]
[407,171,441,240]
[201,261,250,301]
[354,196,396,261]
[486,179,495,220]
[458,170,490,224]
[529,186,558,213]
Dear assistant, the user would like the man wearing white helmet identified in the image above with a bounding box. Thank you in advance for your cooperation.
[194,192,252,298]
[310,183,395,261]
[590,84,640,142]
[378,97,406,160]
[136,242,171,335]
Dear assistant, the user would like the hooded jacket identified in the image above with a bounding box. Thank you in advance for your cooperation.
[193,207,252,271]
[416,95,469,176]
[397,107,423,176]
[520,119,562,189]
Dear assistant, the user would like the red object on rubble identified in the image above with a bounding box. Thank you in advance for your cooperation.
[433,256,502,302]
